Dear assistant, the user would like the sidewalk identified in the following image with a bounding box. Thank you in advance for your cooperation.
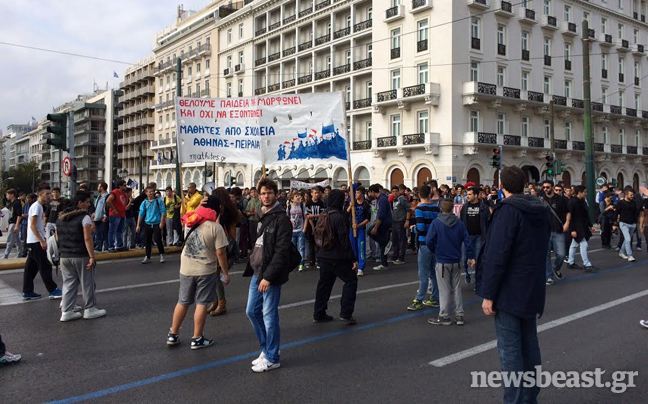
[0,246,182,271]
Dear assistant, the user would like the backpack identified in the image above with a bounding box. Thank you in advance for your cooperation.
[314,211,336,250]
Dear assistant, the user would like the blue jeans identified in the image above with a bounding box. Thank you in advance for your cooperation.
[545,232,566,281]
[124,217,137,248]
[94,220,109,251]
[350,227,366,270]
[291,231,306,265]
[415,245,438,302]
[245,275,282,364]
[494,310,541,404]
[463,234,483,273]
[108,216,125,250]
[619,222,637,259]
[568,239,591,267]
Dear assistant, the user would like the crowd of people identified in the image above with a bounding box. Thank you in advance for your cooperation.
[2,169,646,402]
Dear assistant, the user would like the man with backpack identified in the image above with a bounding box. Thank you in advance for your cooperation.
[540,180,570,286]
[389,185,411,265]
[137,186,166,264]
[313,189,359,324]
[367,184,392,270]
[348,186,371,276]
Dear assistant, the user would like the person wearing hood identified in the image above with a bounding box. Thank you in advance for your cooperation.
[566,186,597,271]
[476,166,551,404]
[314,189,359,324]
[244,178,293,372]
[167,195,230,350]
[56,191,105,322]
[426,199,474,326]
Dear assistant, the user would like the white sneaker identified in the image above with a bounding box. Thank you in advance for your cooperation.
[619,253,629,259]
[141,257,152,264]
[251,352,266,366]
[59,302,83,311]
[373,265,388,271]
[628,256,636,262]
[84,307,107,319]
[357,270,364,277]
[160,254,166,263]
[60,311,83,322]
[251,358,281,373]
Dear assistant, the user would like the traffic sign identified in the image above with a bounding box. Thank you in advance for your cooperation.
[596,177,605,187]
[62,157,72,177]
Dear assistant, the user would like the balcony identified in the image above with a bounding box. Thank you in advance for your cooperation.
[200,89,210,98]
[282,79,295,89]
[592,102,603,112]
[315,34,330,46]
[298,40,313,52]
[283,14,296,24]
[384,5,405,22]
[223,68,233,77]
[627,146,638,154]
[467,0,489,10]
[565,60,572,71]
[315,70,330,80]
[374,82,441,113]
[376,90,397,102]
[497,43,506,55]
[417,39,428,52]
[353,98,372,109]
[403,133,425,145]
[464,132,497,145]
[541,15,558,30]
[391,47,401,59]
[552,95,567,106]
[334,27,351,39]
[503,86,520,99]
[599,34,613,47]
[611,144,622,153]
[373,132,440,157]
[315,0,330,11]
[268,83,280,92]
[602,69,608,79]
[333,64,351,75]
[528,137,545,148]
[234,63,245,74]
[298,7,313,18]
[633,44,645,55]
[571,99,584,109]
[618,39,630,52]
[283,47,296,57]
[504,135,521,146]
[255,27,267,36]
[353,140,372,150]
[255,56,266,67]
[254,87,266,95]
[587,29,596,40]
[528,91,544,102]
[554,139,568,150]
[519,8,536,24]
[544,55,551,66]
[494,0,513,17]
[411,0,433,13]
[594,143,604,152]
[610,105,622,115]
[298,74,312,84]
[402,84,426,97]
[521,49,530,61]
[626,108,637,117]
[268,21,281,31]
[636,77,640,86]
[619,73,625,83]
[354,19,372,33]
[562,21,578,36]
[197,43,211,56]
[471,37,481,50]
[268,52,281,62]
[377,136,397,147]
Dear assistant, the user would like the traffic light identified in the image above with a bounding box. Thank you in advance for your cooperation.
[545,153,556,177]
[555,160,564,175]
[490,146,503,169]
[46,113,69,151]
[230,177,237,186]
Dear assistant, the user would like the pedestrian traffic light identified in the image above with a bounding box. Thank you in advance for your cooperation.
[490,146,503,169]
[545,153,556,177]
[45,113,68,151]
[230,177,236,186]
[555,160,564,175]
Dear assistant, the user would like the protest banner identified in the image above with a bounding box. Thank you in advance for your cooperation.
[289,179,330,189]
[175,92,347,166]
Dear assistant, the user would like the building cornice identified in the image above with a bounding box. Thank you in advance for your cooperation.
[572,0,648,28]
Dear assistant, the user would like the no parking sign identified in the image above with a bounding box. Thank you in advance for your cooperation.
[62,157,72,177]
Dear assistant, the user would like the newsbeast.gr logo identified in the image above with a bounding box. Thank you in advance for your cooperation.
[471,367,638,394]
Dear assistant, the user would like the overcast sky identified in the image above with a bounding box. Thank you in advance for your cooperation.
[0,0,213,133]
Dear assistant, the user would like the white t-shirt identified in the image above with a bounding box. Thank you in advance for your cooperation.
[27,201,46,244]
[82,215,92,227]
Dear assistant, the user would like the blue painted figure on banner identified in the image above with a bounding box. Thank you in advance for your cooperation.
[277,122,347,161]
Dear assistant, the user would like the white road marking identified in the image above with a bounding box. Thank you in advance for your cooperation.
[428,288,648,367]
[0,278,23,305]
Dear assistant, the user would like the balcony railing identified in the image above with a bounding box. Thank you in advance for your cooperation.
[413,0,429,9]
[354,19,372,32]
[528,91,544,102]
[552,95,567,106]
[592,102,603,112]
[283,47,296,57]
[254,87,266,95]
[377,89,397,102]
[315,34,330,46]
[268,83,280,92]
[269,21,281,31]
[528,137,544,148]
[298,41,313,51]
[255,27,266,36]
[471,37,481,50]
[283,15,296,24]
[594,143,604,152]
[627,146,638,154]
[565,60,572,70]
[611,144,622,153]
[497,43,506,55]
[315,0,331,11]
[567,22,577,33]
[610,105,622,115]
[643,110,648,119]
[522,49,530,61]
[626,108,637,117]
[477,132,497,144]
[477,82,497,95]
[403,84,426,97]
[546,16,557,27]
[354,58,372,70]
[403,133,425,145]
[315,70,330,80]
[255,57,266,67]
[544,55,551,66]
[500,1,512,12]
[282,79,295,88]
[268,52,280,62]
[619,73,625,82]
[345,102,350,110]
[333,64,350,75]
[643,147,648,155]
[299,8,312,18]
[588,29,596,39]
[334,27,351,39]
[353,98,372,109]
[504,135,521,146]
[417,39,428,52]
[572,141,585,150]
[554,139,567,149]
[353,140,372,150]
[377,136,397,147]
[572,98,584,109]
[298,74,312,84]
[525,8,535,20]
[391,47,401,59]
[602,69,608,79]
[503,87,520,99]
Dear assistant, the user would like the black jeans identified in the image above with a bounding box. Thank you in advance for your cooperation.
[314,258,358,319]
[173,211,183,244]
[600,217,613,247]
[23,243,58,294]
[368,223,390,267]
[391,221,407,262]
[143,224,165,258]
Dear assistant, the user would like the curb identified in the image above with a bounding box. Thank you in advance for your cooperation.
[0,246,183,271]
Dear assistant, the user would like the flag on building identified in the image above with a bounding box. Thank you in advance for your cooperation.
[113,71,119,78]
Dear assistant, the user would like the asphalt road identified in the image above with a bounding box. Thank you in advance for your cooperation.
[1,240,647,404]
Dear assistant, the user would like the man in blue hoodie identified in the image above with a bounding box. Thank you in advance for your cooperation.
[368,184,393,270]
[476,166,551,404]
[426,199,474,326]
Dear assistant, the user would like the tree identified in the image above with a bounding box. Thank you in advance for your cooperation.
[4,160,41,194]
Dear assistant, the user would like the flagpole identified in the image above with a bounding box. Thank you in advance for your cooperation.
[175,58,186,210]
[342,93,357,238]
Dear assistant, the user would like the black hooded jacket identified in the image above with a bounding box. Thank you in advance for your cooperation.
[317,190,357,262]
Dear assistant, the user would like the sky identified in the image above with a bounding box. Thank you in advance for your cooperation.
[0,0,213,134]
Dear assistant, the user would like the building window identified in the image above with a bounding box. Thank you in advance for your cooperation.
[391,69,401,89]
[618,23,624,39]
[471,17,480,40]
[497,24,506,48]
[417,19,428,43]
[543,75,552,94]
[346,50,351,65]
[603,127,609,143]
[564,42,571,61]
[366,121,372,139]
[521,70,529,91]
[497,113,506,135]
[583,12,590,24]
[634,29,639,44]
[565,121,572,141]
[602,53,608,72]
[565,79,572,97]
[601,18,608,34]
[418,63,428,84]
[226,82,231,97]
[602,87,609,104]
[522,116,530,137]
[239,51,244,65]
[391,114,401,137]
[367,44,372,59]
[635,130,640,146]
[522,31,530,51]
[239,23,244,38]
[366,81,372,99]
[470,110,479,132]
[544,119,551,139]
[418,111,429,133]
[544,37,551,56]
[391,28,401,50]
[543,0,552,16]
[619,90,625,108]
[238,79,243,95]
[619,57,625,82]
[497,66,506,87]
[620,128,625,145]
[635,93,641,110]
[226,56,232,69]
[564,5,571,21]
[634,61,640,81]
[206,59,210,70]
[470,62,479,81]
[227,29,232,44]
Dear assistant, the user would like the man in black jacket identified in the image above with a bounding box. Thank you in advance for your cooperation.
[313,189,359,324]
[459,186,490,284]
[566,186,596,272]
[244,178,292,373]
